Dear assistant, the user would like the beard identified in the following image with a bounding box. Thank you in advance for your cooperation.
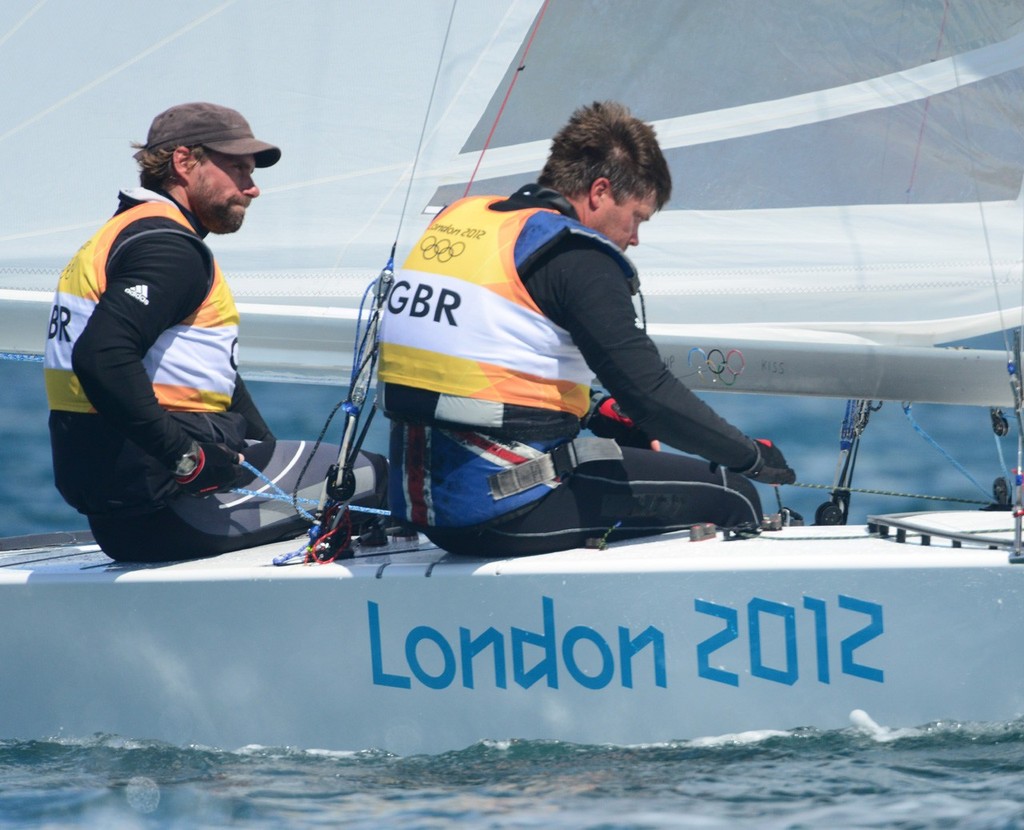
[193,197,247,235]
[189,175,249,234]
[200,200,247,234]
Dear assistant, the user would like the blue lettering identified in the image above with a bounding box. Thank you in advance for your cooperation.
[802,595,830,683]
[618,626,667,689]
[562,626,614,690]
[696,594,884,688]
[748,598,798,685]
[460,626,507,689]
[406,626,456,689]
[368,601,411,689]
[512,596,559,689]
[695,599,740,687]
[839,595,885,683]
[368,597,667,692]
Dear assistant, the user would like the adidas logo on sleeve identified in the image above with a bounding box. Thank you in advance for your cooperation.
[124,284,150,305]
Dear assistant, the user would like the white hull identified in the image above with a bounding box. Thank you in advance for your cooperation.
[2,511,1022,755]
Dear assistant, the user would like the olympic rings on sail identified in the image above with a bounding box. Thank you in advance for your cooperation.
[420,235,465,262]
[687,347,745,386]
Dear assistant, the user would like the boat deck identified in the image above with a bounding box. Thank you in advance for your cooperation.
[1,510,1019,582]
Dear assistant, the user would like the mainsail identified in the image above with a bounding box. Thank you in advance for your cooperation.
[2,0,1022,404]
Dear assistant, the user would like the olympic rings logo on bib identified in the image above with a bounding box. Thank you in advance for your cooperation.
[420,236,466,262]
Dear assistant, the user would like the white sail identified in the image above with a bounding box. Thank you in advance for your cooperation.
[2,0,1023,403]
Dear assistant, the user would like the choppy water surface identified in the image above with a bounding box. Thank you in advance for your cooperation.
[3,717,1024,828]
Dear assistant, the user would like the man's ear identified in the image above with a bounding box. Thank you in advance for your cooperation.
[589,177,612,209]
[171,146,198,181]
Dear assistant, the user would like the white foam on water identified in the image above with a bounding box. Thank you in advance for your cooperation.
[849,708,923,742]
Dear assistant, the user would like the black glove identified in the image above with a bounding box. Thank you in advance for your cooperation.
[585,395,654,449]
[173,441,247,496]
[737,438,796,485]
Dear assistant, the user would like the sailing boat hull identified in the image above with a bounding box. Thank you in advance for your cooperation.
[2,514,1020,755]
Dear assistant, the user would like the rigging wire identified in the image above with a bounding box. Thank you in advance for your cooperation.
[393,0,460,245]
[865,6,1024,538]
[274,0,466,564]
[944,5,1024,553]
[790,480,989,507]
[328,0,463,462]
[942,2,1024,393]
[903,0,949,201]
[900,403,993,501]
[814,399,880,525]
[462,0,550,196]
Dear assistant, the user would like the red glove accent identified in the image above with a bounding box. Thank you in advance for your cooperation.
[597,397,635,427]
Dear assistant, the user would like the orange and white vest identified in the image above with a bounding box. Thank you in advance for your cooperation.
[44,200,239,414]
[379,196,603,423]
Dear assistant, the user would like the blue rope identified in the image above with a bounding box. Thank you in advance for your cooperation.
[236,460,317,522]
[234,461,391,517]
[268,262,395,566]
[901,403,992,501]
[272,524,322,566]
[839,399,857,452]
[349,264,391,389]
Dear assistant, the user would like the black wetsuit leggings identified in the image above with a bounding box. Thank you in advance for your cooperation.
[424,447,763,556]
[89,441,388,563]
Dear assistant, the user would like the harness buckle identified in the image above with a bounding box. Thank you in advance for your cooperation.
[487,437,622,500]
[548,441,578,479]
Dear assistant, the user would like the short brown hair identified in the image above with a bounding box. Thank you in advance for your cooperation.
[131,143,207,190]
[538,101,671,210]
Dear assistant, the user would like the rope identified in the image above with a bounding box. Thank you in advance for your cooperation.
[236,461,389,516]
[238,460,316,522]
[903,0,949,200]
[901,403,993,501]
[788,480,989,506]
[462,0,551,196]
[236,460,391,516]
[393,2,459,244]
[279,3,457,556]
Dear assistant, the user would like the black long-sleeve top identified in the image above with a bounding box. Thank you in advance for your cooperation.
[70,189,270,467]
[500,185,758,471]
[49,189,271,515]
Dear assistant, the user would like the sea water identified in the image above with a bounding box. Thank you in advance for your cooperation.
[3,358,1022,828]
[3,720,1024,828]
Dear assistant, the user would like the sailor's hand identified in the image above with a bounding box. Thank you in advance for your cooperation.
[741,438,796,485]
[173,441,247,495]
[586,394,657,450]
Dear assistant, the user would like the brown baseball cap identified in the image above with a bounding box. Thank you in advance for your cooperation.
[135,102,281,167]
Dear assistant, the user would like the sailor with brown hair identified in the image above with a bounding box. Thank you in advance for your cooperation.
[45,102,386,562]
[379,100,794,555]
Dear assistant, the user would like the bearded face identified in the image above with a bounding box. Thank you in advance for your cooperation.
[186,149,258,235]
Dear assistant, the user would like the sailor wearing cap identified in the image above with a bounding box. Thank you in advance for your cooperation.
[44,102,386,561]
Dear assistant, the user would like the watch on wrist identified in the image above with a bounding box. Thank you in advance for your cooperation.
[173,445,201,478]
